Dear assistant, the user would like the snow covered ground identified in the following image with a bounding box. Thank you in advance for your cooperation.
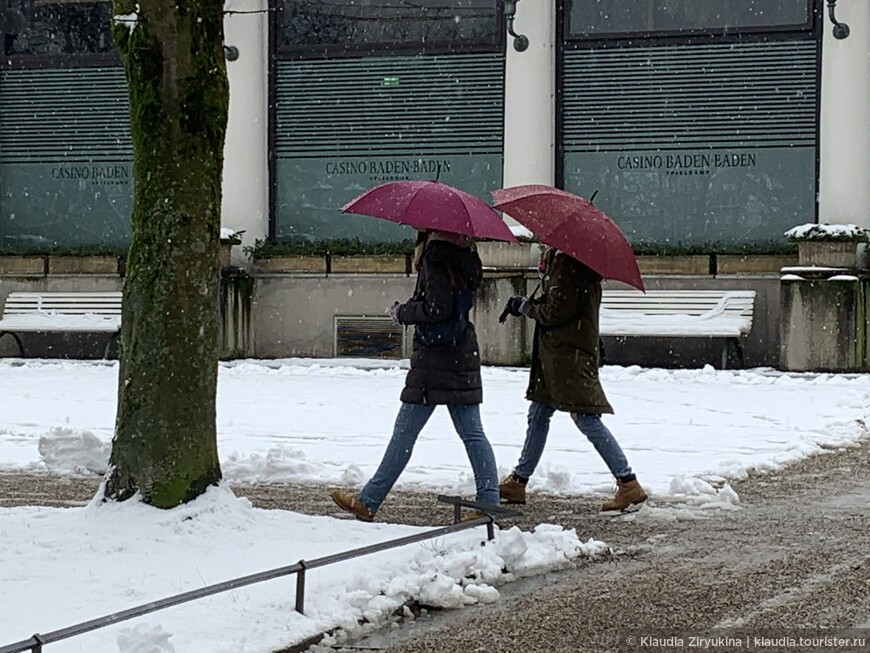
[1,358,868,652]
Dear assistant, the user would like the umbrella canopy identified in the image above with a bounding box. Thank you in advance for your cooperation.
[491,184,644,291]
[342,180,517,243]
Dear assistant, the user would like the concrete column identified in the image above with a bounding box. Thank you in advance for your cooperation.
[780,273,868,372]
[818,1,870,228]
[502,0,556,189]
[222,0,270,262]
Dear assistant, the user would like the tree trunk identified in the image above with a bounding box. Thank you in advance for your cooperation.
[104,0,227,508]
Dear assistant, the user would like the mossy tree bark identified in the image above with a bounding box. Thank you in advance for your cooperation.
[104,0,227,508]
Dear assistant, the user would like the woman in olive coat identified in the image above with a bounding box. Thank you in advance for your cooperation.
[331,230,499,521]
[500,247,646,512]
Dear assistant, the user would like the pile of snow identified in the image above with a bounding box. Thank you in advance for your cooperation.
[0,485,606,653]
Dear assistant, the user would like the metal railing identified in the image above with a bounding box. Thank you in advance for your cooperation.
[0,497,521,653]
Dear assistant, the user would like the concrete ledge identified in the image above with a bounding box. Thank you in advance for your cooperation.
[48,256,119,275]
[253,256,327,274]
[637,255,710,276]
[797,241,863,268]
[718,255,798,275]
[330,255,408,274]
[476,241,541,270]
[0,256,46,276]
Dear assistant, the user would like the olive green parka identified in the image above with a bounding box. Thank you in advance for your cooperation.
[525,249,613,414]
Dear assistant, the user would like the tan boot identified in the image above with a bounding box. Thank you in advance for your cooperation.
[601,479,647,512]
[330,489,375,522]
[460,510,489,523]
[499,473,528,505]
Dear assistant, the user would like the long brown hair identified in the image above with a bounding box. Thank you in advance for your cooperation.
[413,229,429,272]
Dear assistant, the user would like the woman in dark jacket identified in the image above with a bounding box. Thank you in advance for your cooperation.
[500,247,646,512]
[331,230,499,521]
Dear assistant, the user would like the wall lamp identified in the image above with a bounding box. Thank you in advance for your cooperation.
[503,0,529,52]
[224,45,240,61]
[826,0,850,39]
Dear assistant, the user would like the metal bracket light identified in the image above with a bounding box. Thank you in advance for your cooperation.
[826,0,850,39]
[503,0,529,52]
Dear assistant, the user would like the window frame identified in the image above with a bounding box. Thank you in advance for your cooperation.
[563,0,816,42]
[274,0,505,61]
[0,0,120,70]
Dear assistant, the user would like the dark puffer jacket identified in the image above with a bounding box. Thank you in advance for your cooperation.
[525,250,613,414]
[396,240,483,405]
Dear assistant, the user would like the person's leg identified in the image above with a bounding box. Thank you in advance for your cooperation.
[446,403,498,506]
[571,412,646,511]
[357,402,435,513]
[570,412,632,478]
[514,401,557,481]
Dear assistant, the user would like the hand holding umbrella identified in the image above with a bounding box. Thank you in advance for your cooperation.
[498,296,531,323]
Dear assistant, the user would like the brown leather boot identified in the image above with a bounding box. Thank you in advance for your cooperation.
[330,489,375,522]
[499,473,528,504]
[460,510,489,523]
[601,479,647,512]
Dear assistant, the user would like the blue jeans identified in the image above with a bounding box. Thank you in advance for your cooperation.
[514,401,632,481]
[358,402,499,514]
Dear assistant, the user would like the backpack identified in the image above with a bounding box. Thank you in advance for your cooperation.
[415,285,473,347]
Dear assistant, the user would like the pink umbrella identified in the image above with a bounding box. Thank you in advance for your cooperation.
[342,180,517,243]
[491,184,644,291]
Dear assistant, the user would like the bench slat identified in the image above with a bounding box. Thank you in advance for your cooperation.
[7,294,121,301]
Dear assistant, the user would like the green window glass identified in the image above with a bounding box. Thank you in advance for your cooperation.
[568,0,812,37]
[279,0,499,53]
[2,0,114,57]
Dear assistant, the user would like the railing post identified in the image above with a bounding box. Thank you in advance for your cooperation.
[486,520,495,541]
[32,634,44,652]
[294,560,308,614]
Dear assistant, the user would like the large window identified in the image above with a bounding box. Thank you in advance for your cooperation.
[2,0,113,58]
[279,0,500,54]
[568,0,812,38]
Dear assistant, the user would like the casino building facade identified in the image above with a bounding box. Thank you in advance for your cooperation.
[1,0,867,253]
[1,1,868,366]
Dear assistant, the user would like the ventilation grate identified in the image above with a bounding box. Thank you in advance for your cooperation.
[335,315,404,359]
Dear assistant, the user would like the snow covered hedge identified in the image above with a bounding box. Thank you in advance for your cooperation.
[784,223,870,243]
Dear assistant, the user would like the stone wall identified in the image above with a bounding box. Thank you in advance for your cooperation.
[1,254,789,367]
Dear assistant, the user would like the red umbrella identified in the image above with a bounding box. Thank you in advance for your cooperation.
[342,180,517,243]
[491,184,644,291]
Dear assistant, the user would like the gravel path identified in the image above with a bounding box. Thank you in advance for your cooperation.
[2,437,869,653]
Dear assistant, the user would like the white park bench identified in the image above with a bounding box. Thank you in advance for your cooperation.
[599,289,757,369]
[0,291,122,357]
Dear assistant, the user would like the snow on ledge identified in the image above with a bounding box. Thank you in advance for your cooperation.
[112,4,139,31]
[509,224,535,240]
[220,227,244,243]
